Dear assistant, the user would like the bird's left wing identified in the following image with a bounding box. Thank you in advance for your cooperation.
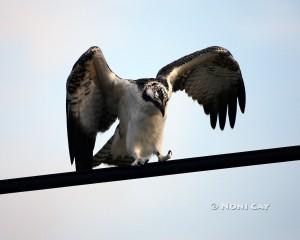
[157,46,246,130]
[66,47,127,171]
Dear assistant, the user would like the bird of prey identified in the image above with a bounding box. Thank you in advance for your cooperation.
[66,46,246,171]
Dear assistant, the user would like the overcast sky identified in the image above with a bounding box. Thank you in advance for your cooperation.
[0,0,299,239]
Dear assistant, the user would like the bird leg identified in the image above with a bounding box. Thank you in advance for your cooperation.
[156,150,172,162]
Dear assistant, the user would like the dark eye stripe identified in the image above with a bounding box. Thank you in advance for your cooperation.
[157,89,167,100]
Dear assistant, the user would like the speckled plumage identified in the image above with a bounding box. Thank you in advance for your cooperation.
[66,46,246,171]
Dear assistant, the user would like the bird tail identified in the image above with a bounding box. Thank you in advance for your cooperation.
[93,136,134,167]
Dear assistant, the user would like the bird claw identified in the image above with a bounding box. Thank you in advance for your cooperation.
[158,150,172,162]
[131,159,149,166]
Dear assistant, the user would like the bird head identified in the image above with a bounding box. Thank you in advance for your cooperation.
[142,82,169,117]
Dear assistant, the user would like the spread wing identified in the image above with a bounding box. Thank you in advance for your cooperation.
[66,46,126,171]
[157,46,246,130]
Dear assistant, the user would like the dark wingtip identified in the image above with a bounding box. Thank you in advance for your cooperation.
[229,113,236,129]
[210,113,217,129]
[238,80,246,113]
[218,111,226,130]
[203,105,210,115]
[70,156,74,165]
[228,96,237,128]
[218,94,227,130]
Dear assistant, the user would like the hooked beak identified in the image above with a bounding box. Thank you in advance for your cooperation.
[159,100,167,117]
[159,105,165,117]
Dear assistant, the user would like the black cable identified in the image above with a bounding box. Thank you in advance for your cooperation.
[0,145,299,194]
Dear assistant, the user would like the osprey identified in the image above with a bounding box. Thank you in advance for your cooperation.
[66,46,246,171]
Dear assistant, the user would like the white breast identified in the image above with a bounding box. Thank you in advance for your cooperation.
[117,83,167,160]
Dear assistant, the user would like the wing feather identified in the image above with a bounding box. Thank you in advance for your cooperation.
[66,46,126,171]
[157,46,246,129]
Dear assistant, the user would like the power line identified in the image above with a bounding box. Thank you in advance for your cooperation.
[0,145,299,194]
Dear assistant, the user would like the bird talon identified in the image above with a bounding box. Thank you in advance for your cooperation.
[131,159,149,166]
[157,150,172,162]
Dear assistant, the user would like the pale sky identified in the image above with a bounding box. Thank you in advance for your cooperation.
[0,1,299,239]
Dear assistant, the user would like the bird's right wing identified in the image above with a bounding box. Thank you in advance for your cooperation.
[66,47,127,171]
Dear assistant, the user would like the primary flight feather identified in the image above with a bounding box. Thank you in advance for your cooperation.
[66,46,246,171]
